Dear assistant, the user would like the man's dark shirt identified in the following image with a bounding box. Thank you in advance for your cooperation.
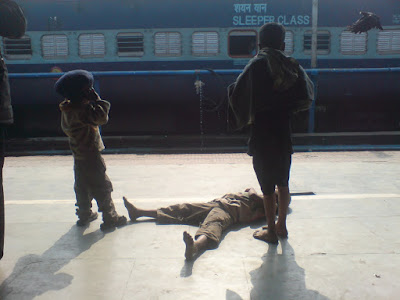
[247,58,293,156]
[228,48,313,157]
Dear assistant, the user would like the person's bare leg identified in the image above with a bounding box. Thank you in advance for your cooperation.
[276,186,290,238]
[183,231,208,260]
[123,197,157,221]
[253,193,278,244]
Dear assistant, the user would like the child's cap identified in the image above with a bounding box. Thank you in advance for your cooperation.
[54,69,94,100]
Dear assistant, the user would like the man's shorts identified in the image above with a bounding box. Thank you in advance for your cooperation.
[252,151,292,195]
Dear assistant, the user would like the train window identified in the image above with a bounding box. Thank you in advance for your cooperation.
[377,30,400,54]
[284,31,294,55]
[79,33,105,58]
[41,35,68,59]
[303,31,330,55]
[192,32,219,56]
[228,30,257,57]
[2,36,32,60]
[340,31,367,55]
[117,33,144,57]
[154,32,182,57]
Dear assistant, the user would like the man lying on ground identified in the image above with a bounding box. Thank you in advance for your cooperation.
[123,188,277,260]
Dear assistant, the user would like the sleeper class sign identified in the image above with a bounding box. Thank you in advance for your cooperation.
[233,3,310,26]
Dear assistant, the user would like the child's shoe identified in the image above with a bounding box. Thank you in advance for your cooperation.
[76,211,98,226]
[100,215,127,231]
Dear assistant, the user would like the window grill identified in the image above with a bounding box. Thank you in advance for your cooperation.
[377,30,400,54]
[42,34,68,59]
[79,33,105,58]
[284,31,294,55]
[304,31,331,54]
[340,31,367,55]
[2,36,32,60]
[154,32,182,56]
[117,33,144,57]
[228,30,257,57]
[192,32,219,56]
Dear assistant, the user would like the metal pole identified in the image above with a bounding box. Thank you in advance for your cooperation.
[311,0,319,68]
[308,74,318,133]
[309,0,319,133]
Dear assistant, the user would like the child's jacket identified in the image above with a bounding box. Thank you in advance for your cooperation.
[59,99,110,160]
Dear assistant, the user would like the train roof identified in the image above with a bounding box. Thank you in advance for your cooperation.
[15,0,400,31]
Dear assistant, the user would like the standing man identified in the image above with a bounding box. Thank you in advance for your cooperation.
[0,0,27,259]
[228,23,313,244]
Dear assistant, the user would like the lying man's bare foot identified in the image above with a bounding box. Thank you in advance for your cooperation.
[123,197,137,221]
[183,231,198,260]
[253,229,278,244]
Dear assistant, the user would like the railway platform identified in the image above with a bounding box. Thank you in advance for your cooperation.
[0,151,399,299]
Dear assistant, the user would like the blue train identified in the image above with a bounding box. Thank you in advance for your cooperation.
[3,0,400,137]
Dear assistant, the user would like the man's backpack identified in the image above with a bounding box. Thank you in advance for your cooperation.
[0,0,26,38]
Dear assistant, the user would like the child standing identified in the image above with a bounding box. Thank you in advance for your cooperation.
[55,70,127,231]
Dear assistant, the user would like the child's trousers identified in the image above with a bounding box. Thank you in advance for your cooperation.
[73,153,118,222]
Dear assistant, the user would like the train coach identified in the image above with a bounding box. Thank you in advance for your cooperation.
[3,0,400,138]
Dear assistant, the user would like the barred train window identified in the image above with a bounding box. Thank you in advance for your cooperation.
[377,30,400,54]
[154,32,181,57]
[284,31,294,55]
[117,33,144,57]
[340,31,367,55]
[304,31,331,55]
[79,33,105,58]
[192,32,219,56]
[2,35,32,60]
[42,35,68,59]
[228,30,257,57]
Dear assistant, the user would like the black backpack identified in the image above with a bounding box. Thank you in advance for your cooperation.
[0,0,26,38]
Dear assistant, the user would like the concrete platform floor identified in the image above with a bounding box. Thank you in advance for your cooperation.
[0,151,399,300]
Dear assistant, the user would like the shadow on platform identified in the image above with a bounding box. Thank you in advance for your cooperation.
[0,226,104,300]
[250,240,330,300]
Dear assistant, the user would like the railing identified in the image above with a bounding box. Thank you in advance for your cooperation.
[8,67,400,79]
[9,67,400,79]
[8,67,400,134]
